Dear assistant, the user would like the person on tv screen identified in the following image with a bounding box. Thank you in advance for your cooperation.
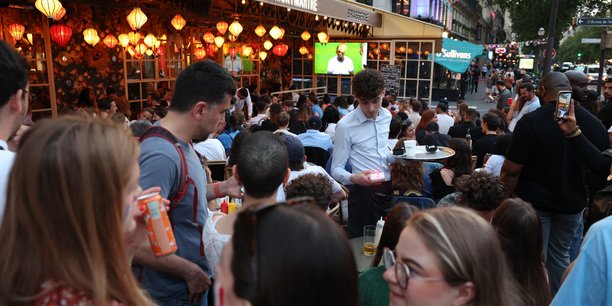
[327,43,354,75]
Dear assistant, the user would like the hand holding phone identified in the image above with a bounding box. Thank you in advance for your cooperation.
[556,91,572,120]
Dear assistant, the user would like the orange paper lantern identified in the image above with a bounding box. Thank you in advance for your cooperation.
[53,6,66,20]
[8,23,25,41]
[216,21,228,35]
[103,34,118,48]
[203,32,215,44]
[171,14,186,31]
[272,43,288,56]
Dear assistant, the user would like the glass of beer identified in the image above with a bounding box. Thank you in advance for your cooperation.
[363,225,377,256]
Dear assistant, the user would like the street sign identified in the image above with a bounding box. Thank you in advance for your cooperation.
[543,48,557,59]
[576,18,612,27]
[581,38,601,44]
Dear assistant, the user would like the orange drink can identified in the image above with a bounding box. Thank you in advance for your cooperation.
[138,192,177,257]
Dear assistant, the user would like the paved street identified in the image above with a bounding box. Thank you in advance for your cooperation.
[459,78,497,113]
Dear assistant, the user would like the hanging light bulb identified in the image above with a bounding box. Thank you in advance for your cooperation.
[53,6,66,20]
[143,33,157,48]
[171,14,186,31]
[228,20,243,37]
[214,36,225,48]
[83,28,99,45]
[118,33,130,48]
[317,32,328,44]
[259,51,267,61]
[103,34,118,48]
[128,31,141,45]
[127,7,148,31]
[263,40,273,50]
[216,21,228,35]
[8,23,25,41]
[299,46,308,55]
[35,0,63,18]
[269,25,282,40]
[254,24,266,37]
[50,24,72,47]
[203,32,215,44]
[301,31,311,41]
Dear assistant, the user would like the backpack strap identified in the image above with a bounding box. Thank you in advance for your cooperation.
[140,126,189,208]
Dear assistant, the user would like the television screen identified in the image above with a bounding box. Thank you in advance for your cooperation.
[314,42,367,75]
[519,58,534,70]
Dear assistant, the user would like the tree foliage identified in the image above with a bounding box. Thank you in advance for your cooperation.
[557,27,602,64]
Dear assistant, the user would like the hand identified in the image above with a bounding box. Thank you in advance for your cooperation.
[221,176,244,198]
[125,187,171,259]
[183,264,212,303]
[7,124,30,151]
[350,170,378,187]
[557,99,577,133]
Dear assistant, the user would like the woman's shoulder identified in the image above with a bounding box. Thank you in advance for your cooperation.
[36,280,124,306]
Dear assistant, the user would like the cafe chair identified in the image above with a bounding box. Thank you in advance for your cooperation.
[391,195,436,210]
[304,146,330,168]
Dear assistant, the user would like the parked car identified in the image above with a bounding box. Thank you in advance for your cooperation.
[576,64,608,85]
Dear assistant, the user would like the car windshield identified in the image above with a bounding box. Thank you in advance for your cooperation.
[587,67,600,74]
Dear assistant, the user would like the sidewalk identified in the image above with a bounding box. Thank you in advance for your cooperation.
[462,78,497,113]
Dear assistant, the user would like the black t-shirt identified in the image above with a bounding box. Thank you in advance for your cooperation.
[506,102,609,213]
[448,122,484,143]
[473,134,497,168]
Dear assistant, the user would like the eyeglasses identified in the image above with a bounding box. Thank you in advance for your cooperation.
[383,247,445,289]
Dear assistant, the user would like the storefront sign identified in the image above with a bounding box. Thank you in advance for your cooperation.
[256,0,382,27]
[434,38,483,73]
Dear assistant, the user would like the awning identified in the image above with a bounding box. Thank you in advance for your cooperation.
[434,38,484,73]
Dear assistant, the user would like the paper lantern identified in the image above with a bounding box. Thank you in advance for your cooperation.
[203,32,215,44]
[155,40,161,49]
[128,31,141,45]
[299,46,308,55]
[145,49,154,56]
[127,46,136,57]
[269,25,282,40]
[89,35,100,46]
[35,0,63,18]
[228,20,243,37]
[194,48,206,59]
[49,24,72,47]
[272,43,288,56]
[301,31,311,41]
[8,23,25,41]
[317,32,328,44]
[278,27,285,39]
[214,36,224,48]
[263,40,273,50]
[227,34,237,42]
[83,28,98,45]
[118,33,130,48]
[216,21,228,35]
[254,24,266,37]
[259,51,267,61]
[228,47,237,58]
[242,45,253,57]
[26,33,33,45]
[53,6,66,20]
[144,33,157,48]
[135,43,148,55]
[127,7,147,31]
[171,14,186,31]
[103,34,118,48]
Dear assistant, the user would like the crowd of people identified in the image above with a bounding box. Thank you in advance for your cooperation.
[1,38,612,306]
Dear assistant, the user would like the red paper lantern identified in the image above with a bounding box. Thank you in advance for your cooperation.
[50,24,72,47]
[272,43,288,56]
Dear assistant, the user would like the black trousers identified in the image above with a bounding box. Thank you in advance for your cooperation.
[347,182,393,238]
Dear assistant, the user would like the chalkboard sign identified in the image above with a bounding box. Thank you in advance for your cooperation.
[380,64,401,96]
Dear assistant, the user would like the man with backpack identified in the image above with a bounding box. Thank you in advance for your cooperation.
[134,60,241,306]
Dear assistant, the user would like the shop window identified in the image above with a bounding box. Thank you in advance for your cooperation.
[393,40,434,101]
[292,41,314,91]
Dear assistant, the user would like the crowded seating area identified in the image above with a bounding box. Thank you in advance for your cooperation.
[1,29,612,306]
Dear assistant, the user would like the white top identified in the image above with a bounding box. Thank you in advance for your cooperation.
[248,114,268,126]
[508,96,541,132]
[436,114,454,135]
[0,140,15,223]
[483,154,505,176]
[408,112,421,127]
[325,123,337,143]
[193,139,227,161]
[234,88,253,119]
[327,56,354,75]
[202,212,231,278]
[276,162,344,202]
[274,129,298,137]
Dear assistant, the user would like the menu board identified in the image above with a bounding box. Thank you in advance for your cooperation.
[380,64,401,96]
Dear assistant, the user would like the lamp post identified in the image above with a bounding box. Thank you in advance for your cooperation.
[543,0,559,75]
[536,27,545,75]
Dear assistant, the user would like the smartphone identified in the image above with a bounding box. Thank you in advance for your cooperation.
[556,91,571,119]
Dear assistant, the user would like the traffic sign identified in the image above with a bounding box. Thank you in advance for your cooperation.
[543,48,557,59]
[577,18,612,27]
[581,38,601,44]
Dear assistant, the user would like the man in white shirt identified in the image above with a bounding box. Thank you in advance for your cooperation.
[507,83,540,132]
[327,44,354,75]
[331,69,394,237]
[0,41,30,221]
[234,87,252,120]
[435,102,454,135]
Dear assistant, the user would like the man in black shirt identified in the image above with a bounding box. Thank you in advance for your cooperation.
[473,112,499,168]
[501,72,609,293]
[448,108,483,142]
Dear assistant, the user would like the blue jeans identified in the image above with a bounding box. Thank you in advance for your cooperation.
[537,210,582,294]
[160,288,209,306]
[568,215,584,262]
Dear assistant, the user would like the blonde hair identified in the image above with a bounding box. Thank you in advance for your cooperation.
[408,207,523,306]
[0,117,154,305]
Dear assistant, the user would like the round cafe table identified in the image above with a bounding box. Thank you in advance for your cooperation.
[393,146,455,161]
[349,237,375,272]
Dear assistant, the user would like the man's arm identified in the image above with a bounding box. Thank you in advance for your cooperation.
[206,176,243,201]
[330,123,353,185]
[500,159,523,197]
[245,89,253,119]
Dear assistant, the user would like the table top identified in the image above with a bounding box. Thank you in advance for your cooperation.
[393,146,455,161]
[349,237,375,273]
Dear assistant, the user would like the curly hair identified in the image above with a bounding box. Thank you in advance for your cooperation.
[391,138,424,193]
[285,173,332,210]
[351,69,385,101]
[455,171,506,212]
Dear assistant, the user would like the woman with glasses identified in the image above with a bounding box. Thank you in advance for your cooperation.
[215,203,359,306]
[0,117,156,305]
[383,207,523,306]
